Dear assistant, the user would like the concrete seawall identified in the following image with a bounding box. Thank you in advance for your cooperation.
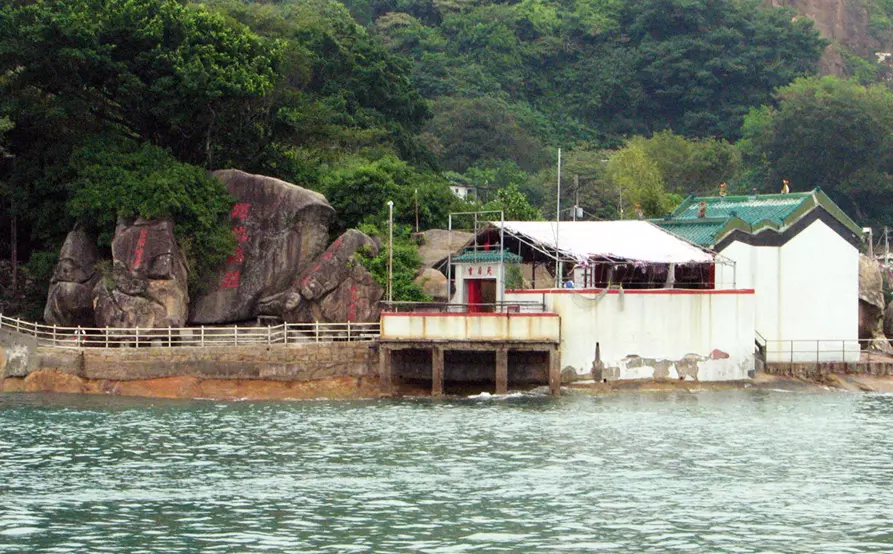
[1,341,381,400]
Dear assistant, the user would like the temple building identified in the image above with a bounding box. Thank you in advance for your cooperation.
[656,188,862,363]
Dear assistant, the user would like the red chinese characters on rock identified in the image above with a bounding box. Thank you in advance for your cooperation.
[220,270,241,290]
[132,228,148,270]
[230,203,251,220]
[220,203,251,290]
[226,246,245,265]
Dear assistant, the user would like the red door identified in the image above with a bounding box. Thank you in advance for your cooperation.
[466,279,482,313]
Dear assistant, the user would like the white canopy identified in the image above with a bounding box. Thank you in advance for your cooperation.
[493,220,714,264]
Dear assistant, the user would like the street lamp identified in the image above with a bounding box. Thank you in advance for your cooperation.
[388,200,394,304]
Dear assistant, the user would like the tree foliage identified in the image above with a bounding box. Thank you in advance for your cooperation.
[740,76,893,228]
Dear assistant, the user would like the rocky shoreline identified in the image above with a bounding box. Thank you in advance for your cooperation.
[3,370,892,401]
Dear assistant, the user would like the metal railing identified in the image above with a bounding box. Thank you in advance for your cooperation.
[381,301,546,314]
[762,338,889,364]
[0,313,379,349]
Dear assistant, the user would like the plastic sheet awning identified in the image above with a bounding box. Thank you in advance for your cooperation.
[493,220,715,264]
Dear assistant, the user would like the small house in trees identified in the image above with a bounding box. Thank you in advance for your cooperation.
[656,188,863,363]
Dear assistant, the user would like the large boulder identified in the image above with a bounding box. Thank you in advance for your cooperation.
[414,268,449,302]
[415,229,474,269]
[189,169,335,324]
[858,254,892,352]
[272,230,384,323]
[93,218,189,328]
[43,229,100,327]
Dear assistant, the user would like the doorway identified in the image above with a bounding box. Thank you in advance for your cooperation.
[466,278,496,312]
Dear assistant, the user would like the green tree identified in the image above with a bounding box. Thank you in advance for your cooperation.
[323,156,462,232]
[739,76,893,227]
[67,141,235,290]
[357,223,429,301]
[630,131,742,195]
[484,182,542,220]
[606,143,678,218]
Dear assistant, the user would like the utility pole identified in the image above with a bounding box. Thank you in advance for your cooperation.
[885,226,889,265]
[555,148,562,288]
[414,188,419,233]
[573,174,579,221]
[387,201,394,304]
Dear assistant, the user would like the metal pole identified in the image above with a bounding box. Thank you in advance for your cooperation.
[388,200,394,304]
[556,148,562,288]
[448,214,453,304]
[499,209,505,305]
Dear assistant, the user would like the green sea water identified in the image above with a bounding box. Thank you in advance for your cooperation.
[1,389,892,553]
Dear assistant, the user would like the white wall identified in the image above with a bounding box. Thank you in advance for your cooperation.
[505,289,755,381]
[716,221,859,363]
[381,313,560,342]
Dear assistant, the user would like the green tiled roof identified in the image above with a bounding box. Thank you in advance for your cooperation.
[655,219,728,247]
[669,192,812,226]
[452,249,523,264]
[656,188,861,247]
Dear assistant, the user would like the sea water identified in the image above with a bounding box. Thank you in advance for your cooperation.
[1,389,892,553]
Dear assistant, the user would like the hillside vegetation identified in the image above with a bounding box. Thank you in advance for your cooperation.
[1,0,892,315]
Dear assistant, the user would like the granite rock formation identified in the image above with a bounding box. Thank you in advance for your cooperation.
[763,0,893,76]
[415,229,474,269]
[93,218,189,328]
[858,254,892,352]
[414,267,449,302]
[261,229,384,323]
[189,169,335,324]
[43,229,101,327]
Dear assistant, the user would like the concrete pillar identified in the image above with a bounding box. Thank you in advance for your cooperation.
[548,347,560,396]
[432,347,444,397]
[495,348,508,394]
[379,345,392,396]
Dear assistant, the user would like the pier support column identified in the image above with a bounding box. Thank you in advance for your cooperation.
[548,347,560,396]
[432,347,444,397]
[495,348,508,395]
[379,345,393,396]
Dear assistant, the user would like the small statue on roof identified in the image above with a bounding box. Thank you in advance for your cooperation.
[781,179,790,194]
[698,200,707,218]
[719,182,727,197]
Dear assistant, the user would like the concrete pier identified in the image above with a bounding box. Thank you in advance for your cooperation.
[379,340,560,396]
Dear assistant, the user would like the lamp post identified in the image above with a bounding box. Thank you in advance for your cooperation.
[388,200,394,304]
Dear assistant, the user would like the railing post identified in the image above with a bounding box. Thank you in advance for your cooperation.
[315,321,319,343]
[267,325,272,346]
[52,324,57,347]
[347,321,352,342]
[135,326,139,348]
[168,325,172,347]
[200,326,205,347]
[234,326,238,347]
[105,327,109,349]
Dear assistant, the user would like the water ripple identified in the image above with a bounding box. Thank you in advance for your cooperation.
[1,390,892,552]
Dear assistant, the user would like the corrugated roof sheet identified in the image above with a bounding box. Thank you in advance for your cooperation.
[452,249,523,264]
[491,221,714,264]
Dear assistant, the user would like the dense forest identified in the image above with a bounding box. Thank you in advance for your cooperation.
[1,0,893,315]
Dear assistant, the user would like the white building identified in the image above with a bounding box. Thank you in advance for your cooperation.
[656,189,862,363]
[455,221,756,382]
